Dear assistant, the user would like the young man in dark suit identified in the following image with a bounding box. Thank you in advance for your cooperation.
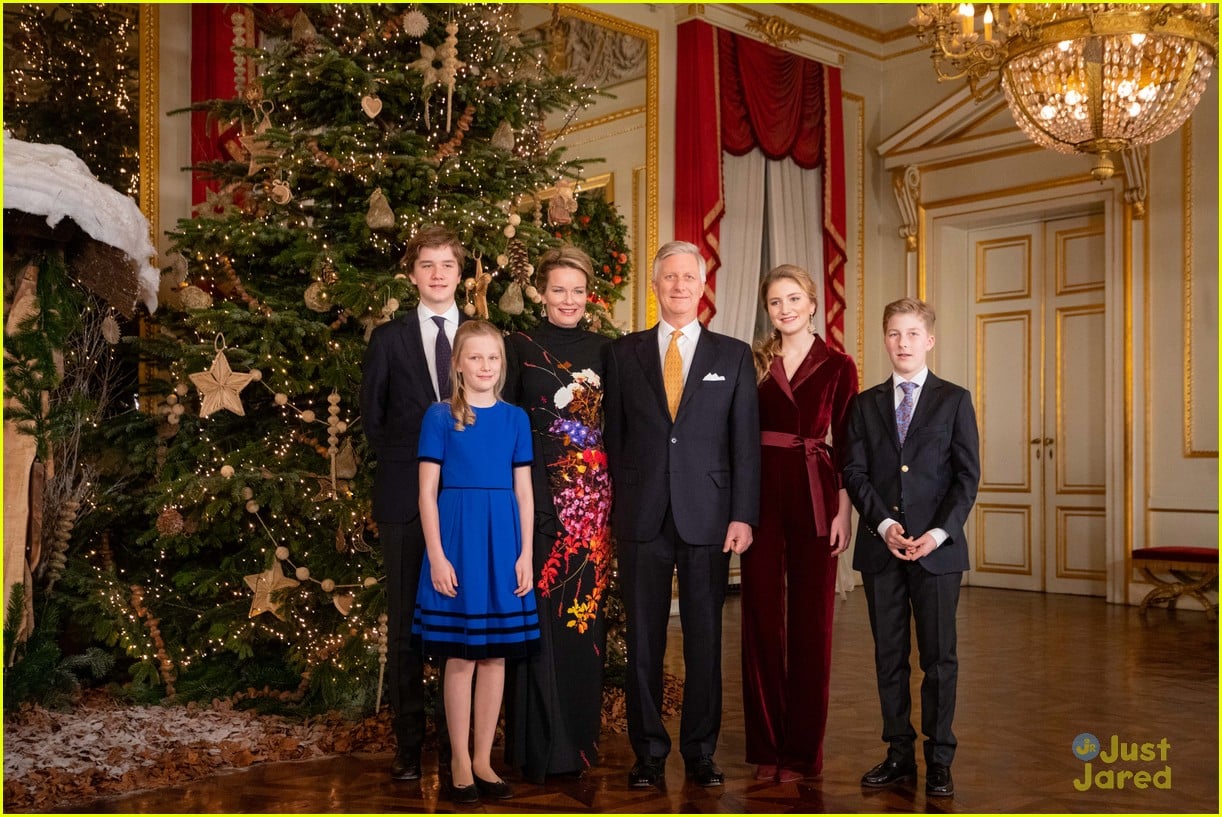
[603,241,761,789]
[360,224,467,780]
[842,297,980,798]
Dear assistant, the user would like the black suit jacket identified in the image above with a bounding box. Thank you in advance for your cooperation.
[603,325,760,545]
[360,309,468,524]
[843,372,980,575]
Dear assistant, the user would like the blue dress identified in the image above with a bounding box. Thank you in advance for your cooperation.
[413,401,540,659]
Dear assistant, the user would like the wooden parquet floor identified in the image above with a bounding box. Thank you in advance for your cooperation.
[67,587,1218,814]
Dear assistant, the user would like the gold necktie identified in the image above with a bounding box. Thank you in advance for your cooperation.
[664,329,683,419]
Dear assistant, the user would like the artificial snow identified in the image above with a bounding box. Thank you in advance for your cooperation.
[3,134,159,313]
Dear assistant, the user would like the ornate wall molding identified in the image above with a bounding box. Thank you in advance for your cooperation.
[1120,146,1148,219]
[893,165,921,251]
[138,4,159,244]
[744,15,802,47]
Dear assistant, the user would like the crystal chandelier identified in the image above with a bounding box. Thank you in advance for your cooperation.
[911,4,1219,180]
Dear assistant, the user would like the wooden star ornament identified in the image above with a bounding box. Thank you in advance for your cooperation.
[190,349,255,418]
[244,566,300,620]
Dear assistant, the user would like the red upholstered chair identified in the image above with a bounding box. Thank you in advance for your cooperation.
[1131,547,1218,621]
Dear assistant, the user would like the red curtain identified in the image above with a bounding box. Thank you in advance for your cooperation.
[674,19,847,350]
[673,20,724,325]
[190,5,255,206]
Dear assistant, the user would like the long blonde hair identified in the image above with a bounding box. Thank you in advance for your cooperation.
[753,264,819,382]
[449,320,506,430]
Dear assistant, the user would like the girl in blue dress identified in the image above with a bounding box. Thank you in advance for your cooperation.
[415,320,539,803]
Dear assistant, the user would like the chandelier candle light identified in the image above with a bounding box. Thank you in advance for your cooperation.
[911,3,1218,180]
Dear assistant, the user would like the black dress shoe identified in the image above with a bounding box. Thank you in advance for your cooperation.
[450,782,480,805]
[628,755,666,788]
[926,763,954,796]
[861,755,917,788]
[474,774,514,799]
[390,748,421,781]
[685,755,725,787]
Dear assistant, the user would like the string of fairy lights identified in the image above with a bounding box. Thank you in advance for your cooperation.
[14,3,622,703]
[2,4,141,197]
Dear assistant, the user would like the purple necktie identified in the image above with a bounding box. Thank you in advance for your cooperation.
[432,316,452,400]
[896,380,917,444]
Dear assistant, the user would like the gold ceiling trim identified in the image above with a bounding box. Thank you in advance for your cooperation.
[782,4,915,44]
[725,4,869,60]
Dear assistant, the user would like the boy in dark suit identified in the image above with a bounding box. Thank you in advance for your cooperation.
[842,297,980,798]
[360,224,466,780]
[603,241,760,789]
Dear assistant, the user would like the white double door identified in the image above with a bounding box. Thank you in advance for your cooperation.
[967,213,1107,596]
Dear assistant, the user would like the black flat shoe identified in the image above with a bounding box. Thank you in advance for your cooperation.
[861,755,917,788]
[685,755,725,787]
[474,775,513,799]
[628,755,665,788]
[450,782,480,805]
[926,763,954,796]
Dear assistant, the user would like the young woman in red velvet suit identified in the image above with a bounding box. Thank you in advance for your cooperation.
[742,265,858,783]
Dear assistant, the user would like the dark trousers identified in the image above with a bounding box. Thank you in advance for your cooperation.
[740,525,837,773]
[861,556,961,766]
[379,521,446,752]
[619,508,729,761]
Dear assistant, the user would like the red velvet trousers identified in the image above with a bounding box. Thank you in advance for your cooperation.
[740,455,838,774]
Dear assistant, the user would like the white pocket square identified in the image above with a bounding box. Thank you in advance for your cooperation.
[702,372,726,381]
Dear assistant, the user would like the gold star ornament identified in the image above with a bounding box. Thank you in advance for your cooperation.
[244,566,300,620]
[190,349,255,418]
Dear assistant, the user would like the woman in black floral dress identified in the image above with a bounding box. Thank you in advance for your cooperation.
[503,246,613,782]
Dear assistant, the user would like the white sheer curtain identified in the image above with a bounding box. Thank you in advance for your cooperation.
[765,159,825,333]
[707,150,766,345]
[714,150,857,597]
[710,153,827,343]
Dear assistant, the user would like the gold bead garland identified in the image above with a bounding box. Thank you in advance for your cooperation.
[131,584,176,695]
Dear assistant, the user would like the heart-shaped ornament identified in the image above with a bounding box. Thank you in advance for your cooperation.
[361,94,382,118]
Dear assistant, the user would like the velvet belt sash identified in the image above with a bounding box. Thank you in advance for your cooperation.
[760,430,834,538]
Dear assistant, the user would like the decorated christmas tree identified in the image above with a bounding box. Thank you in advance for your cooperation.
[60,3,631,713]
[3,3,141,197]
[3,4,154,709]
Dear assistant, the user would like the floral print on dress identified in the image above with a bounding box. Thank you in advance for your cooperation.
[523,354,613,635]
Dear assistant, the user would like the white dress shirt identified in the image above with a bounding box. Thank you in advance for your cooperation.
[417,303,460,400]
[891,367,929,411]
[657,317,702,384]
[878,367,949,548]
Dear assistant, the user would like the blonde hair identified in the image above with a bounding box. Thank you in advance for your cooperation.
[535,244,594,290]
[882,297,936,333]
[651,240,707,283]
[752,264,819,382]
[449,320,506,430]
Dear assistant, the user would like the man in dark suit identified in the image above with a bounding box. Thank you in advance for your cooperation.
[360,224,467,780]
[842,297,980,798]
[603,241,760,788]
